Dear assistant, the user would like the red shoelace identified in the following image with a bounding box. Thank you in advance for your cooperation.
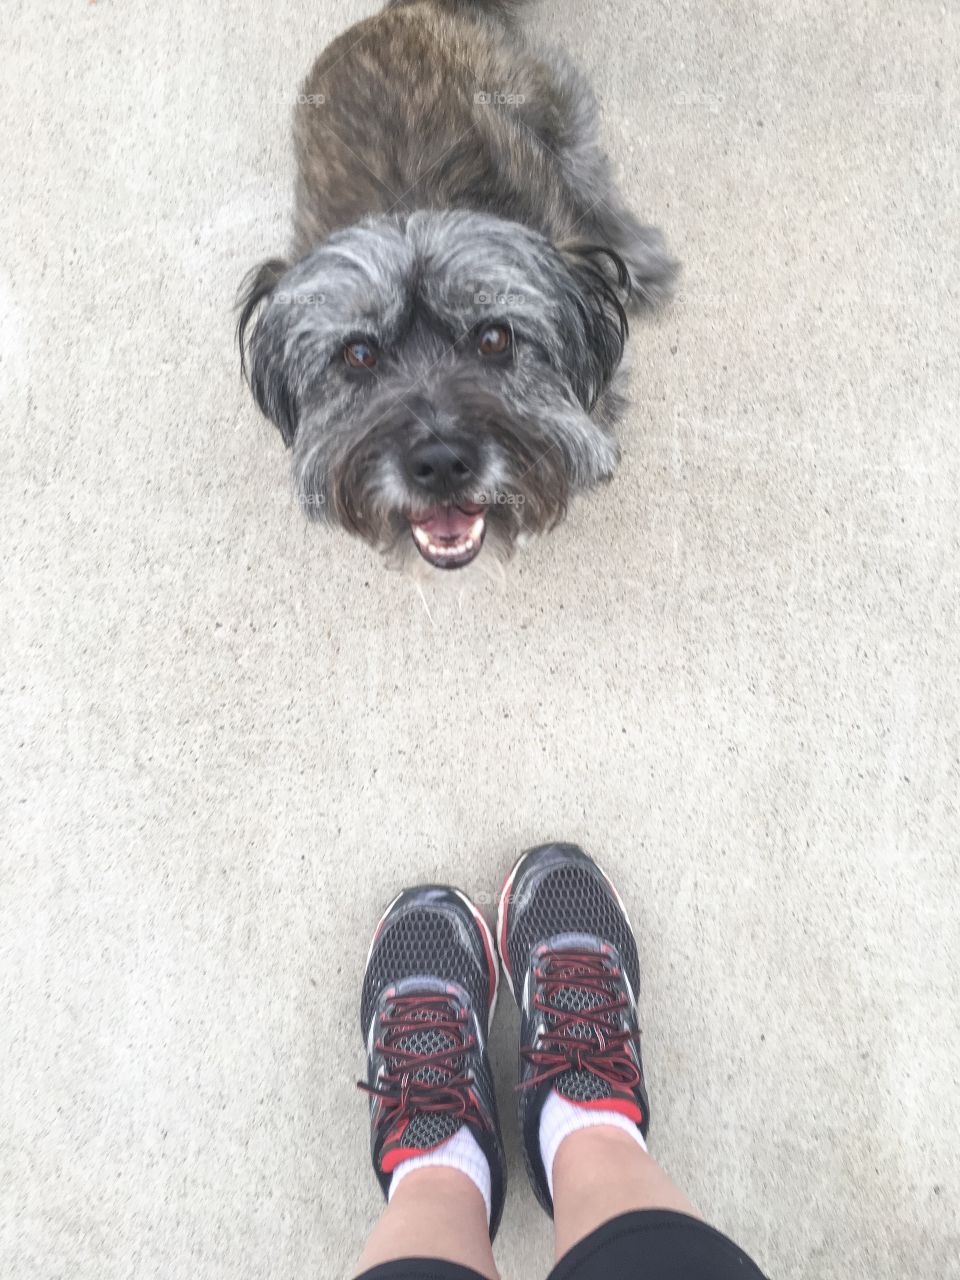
[357,993,487,1128]
[520,949,643,1091]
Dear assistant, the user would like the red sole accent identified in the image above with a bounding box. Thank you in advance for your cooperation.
[497,851,527,990]
[382,1139,445,1174]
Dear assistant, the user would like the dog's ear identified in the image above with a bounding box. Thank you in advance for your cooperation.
[556,243,631,412]
[617,226,679,308]
[236,258,298,446]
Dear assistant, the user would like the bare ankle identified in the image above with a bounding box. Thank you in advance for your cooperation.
[551,1129,700,1259]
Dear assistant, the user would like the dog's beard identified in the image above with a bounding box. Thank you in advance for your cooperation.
[293,382,615,570]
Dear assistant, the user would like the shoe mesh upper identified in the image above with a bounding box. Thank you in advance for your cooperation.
[506,861,640,996]
[405,1109,461,1148]
[392,1005,464,1148]
[361,906,489,1038]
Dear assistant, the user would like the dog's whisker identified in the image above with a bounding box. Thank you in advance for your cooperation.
[415,581,438,628]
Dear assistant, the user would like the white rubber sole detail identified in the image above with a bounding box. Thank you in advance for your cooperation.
[495,848,527,1001]
[452,888,500,1029]
[364,889,405,973]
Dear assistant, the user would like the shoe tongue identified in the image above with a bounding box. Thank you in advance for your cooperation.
[541,943,616,1105]
[547,980,608,1031]
[390,999,465,1151]
[555,1069,612,1104]
[541,944,613,1036]
[403,1110,462,1150]
[549,986,614,1104]
[392,1004,462,1084]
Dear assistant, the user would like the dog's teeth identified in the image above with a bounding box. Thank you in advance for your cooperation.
[416,532,482,562]
[469,517,485,540]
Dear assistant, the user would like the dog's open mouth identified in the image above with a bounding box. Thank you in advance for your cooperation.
[409,503,486,569]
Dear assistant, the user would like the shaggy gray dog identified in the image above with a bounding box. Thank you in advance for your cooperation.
[238,0,676,570]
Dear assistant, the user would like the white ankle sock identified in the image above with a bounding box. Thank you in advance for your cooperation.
[388,1126,492,1225]
[538,1090,648,1201]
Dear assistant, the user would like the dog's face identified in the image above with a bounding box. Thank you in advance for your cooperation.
[238,210,633,570]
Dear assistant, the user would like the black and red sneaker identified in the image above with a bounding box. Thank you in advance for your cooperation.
[358,885,507,1238]
[496,843,650,1214]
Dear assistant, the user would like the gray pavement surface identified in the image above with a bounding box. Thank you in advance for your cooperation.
[2,2,959,1278]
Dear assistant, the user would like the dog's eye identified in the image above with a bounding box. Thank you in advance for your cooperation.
[478,325,511,357]
[344,339,379,370]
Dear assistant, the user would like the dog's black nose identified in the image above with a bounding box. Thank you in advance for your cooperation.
[404,436,479,496]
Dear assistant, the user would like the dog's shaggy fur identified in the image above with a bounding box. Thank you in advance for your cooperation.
[238,0,676,571]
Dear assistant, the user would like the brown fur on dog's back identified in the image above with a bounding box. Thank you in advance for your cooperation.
[292,1,608,257]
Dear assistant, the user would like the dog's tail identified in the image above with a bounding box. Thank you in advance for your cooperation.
[448,0,531,9]
[390,0,533,19]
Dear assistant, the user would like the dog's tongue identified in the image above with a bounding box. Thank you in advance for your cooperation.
[414,506,481,539]
[409,503,486,568]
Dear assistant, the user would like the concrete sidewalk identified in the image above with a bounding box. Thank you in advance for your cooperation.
[2,2,958,1277]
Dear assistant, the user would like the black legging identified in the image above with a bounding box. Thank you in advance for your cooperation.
[356,1209,769,1280]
